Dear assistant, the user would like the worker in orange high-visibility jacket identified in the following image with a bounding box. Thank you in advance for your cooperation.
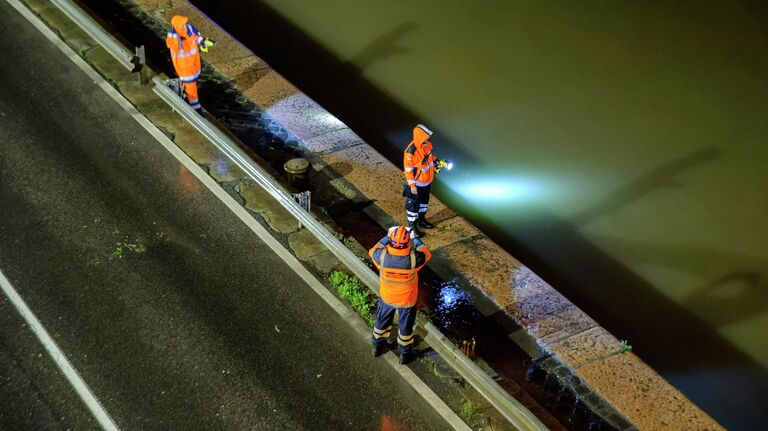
[369,225,432,364]
[403,124,439,238]
[165,15,213,113]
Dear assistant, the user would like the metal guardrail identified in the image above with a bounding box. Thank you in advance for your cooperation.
[425,323,548,430]
[153,76,382,293]
[153,77,549,431]
[40,0,549,425]
[49,0,134,70]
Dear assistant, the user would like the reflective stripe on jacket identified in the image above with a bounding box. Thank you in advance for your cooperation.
[404,124,437,187]
[369,237,432,307]
[166,16,203,83]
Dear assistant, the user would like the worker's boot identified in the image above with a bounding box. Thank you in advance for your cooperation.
[372,342,386,358]
[407,222,422,238]
[417,213,435,229]
[399,350,415,365]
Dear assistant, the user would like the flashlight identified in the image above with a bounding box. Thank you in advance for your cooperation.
[436,159,454,173]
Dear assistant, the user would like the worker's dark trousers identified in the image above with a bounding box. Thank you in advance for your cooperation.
[405,183,431,226]
[371,298,417,354]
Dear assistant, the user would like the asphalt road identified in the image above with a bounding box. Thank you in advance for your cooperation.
[0,2,446,429]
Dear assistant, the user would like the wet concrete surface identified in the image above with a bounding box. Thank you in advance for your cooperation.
[0,2,448,429]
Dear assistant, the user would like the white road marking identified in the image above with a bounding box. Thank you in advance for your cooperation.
[0,270,119,431]
[7,0,470,428]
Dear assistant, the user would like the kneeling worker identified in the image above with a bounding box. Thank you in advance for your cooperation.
[369,226,432,364]
[403,124,439,237]
[165,15,215,113]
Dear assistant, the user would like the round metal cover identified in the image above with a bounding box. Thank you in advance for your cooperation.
[284,158,310,174]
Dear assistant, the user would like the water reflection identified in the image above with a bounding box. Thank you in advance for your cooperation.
[446,174,544,206]
[178,165,200,198]
[378,414,408,431]
[433,279,480,335]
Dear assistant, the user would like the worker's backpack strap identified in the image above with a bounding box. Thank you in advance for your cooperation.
[409,251,416,269]
[379,248,388,270]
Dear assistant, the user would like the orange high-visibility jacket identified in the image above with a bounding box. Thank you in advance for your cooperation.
[403,124,437,187]
[166,16,203,83]
[369,238,432,307]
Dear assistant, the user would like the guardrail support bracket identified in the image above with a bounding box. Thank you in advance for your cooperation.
[132,45,148,85]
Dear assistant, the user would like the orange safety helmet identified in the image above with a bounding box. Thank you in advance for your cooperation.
[387,225,411,249]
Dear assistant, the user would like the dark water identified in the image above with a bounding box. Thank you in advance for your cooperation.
[186,2,768,428]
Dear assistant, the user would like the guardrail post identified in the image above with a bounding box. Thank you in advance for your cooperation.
[133,45,148,85]
[292,191,311,229]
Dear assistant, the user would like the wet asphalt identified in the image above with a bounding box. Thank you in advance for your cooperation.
[0,2,447,430]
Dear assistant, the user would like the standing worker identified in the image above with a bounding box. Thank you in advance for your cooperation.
[403,124,441,237]
[369,226,432,364]
[165,15,215,113]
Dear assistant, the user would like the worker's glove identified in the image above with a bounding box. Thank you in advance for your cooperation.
[200,37,216,53]
[409,185,418,196]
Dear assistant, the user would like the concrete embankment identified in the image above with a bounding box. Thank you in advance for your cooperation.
[30,0,723,428]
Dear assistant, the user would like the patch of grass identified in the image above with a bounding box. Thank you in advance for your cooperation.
[419,355,440,378]
[109,238,145,260]
[110,242,126,260]
[330,271,376,326]
[620,339,632,352]
[459,400,478,423]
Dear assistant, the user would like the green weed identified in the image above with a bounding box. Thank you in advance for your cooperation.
[419,355,440,378]
[109,239,143,260]
[620,339,632,352]
[110,242,126,260]
[330,271,376,326]
[459,400,478,423]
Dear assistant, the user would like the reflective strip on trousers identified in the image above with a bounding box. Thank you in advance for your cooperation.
[179,71,201,83]
[398,332,415,346]
[372,326,392,339]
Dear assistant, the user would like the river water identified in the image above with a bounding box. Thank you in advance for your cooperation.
[189,1,768,428]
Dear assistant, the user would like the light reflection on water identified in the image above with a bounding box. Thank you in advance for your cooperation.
[433,279,480,334]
